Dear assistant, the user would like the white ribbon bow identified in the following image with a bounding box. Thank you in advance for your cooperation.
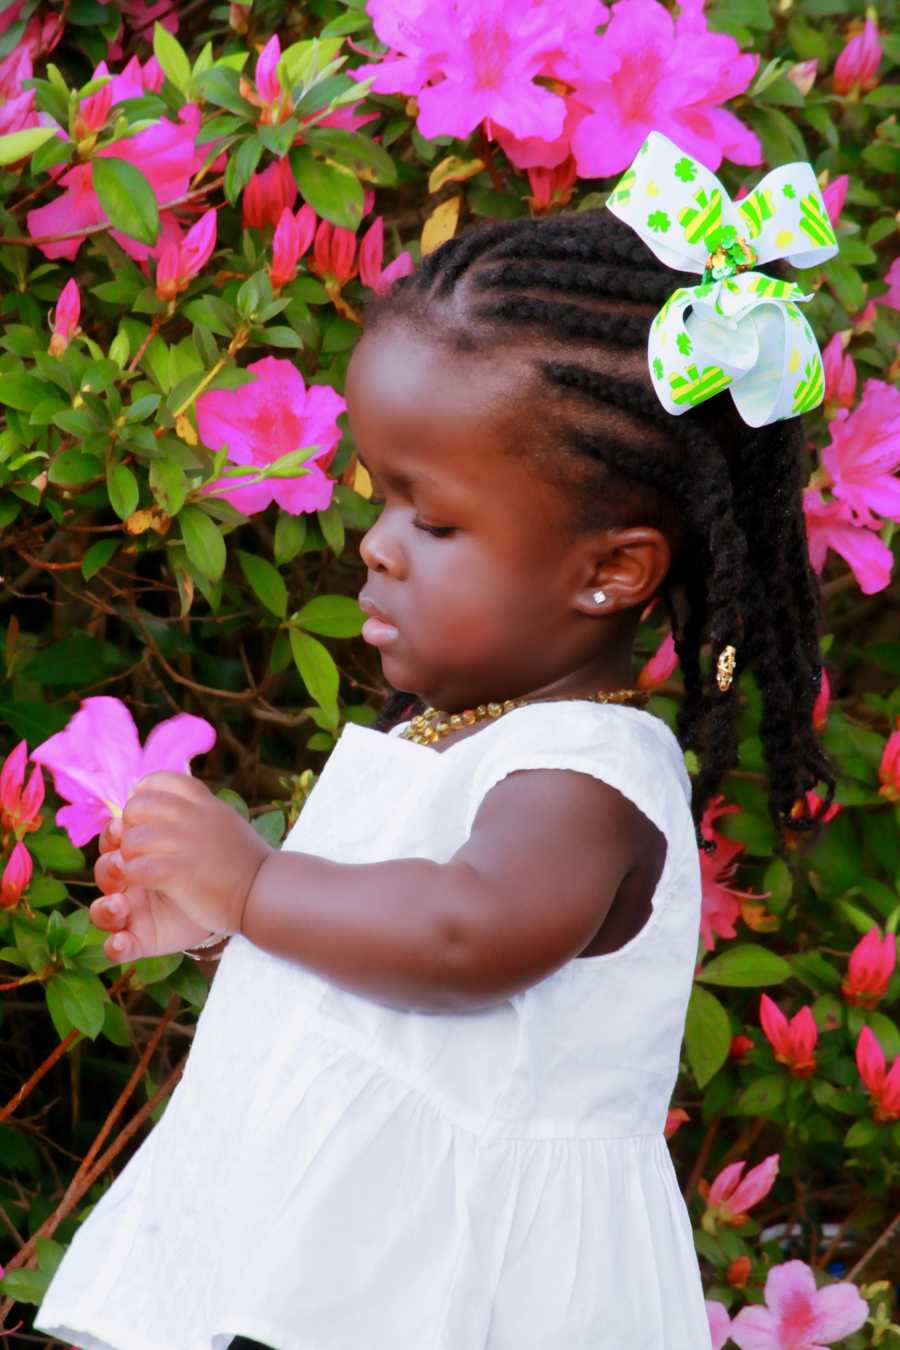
[605,131,839,427]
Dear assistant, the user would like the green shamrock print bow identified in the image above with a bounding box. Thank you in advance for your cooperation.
[606,131,839,428]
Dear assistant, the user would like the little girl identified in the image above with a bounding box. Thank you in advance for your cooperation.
[35,134,837,1350]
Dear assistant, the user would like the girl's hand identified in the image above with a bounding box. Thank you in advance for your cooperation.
[115,771,273,939]
[91,816,212,961]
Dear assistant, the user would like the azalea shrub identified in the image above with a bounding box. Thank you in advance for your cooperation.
[0,0,899,1343]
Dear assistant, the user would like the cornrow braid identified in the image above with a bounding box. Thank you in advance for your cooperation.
[363,211,836,850]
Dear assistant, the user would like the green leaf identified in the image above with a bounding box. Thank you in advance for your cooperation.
[684,985,732,1088]
[106,461,140,520]
[844,1118,880,1148]
[293,593,365,637]
[149,457,188,516]
[289,628,339,717]
[48,448,103,486]
[290,146,364,229]
[0,371,47,411]
[304,128,398,186]
[45,970,108,1039]
[0,1267,50,1305]
[82,537,119,580]
[735,1072,787,1114]
[179,506,226,581]
[317,501,345,556]
[274,511,307,564]
[0,125,56,166]
[696,943,792,987]
[237,549,287,618]
[92,157,160,247]
[153,21,191,92]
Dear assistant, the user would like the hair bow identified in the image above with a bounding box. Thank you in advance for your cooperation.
[605,131,839,428]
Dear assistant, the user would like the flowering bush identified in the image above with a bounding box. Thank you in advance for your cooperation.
[0,0,898,1341]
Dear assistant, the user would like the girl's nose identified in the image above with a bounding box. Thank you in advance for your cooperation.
[360,510,406,577]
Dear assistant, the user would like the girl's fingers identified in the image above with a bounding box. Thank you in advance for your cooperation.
[89,893,130,932]
[95,850,124,894]
[99,818,123,853]
[105,928,137,962]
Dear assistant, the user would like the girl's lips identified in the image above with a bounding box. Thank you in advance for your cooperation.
[358,594,399,646]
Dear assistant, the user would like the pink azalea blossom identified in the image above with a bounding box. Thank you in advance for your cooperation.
[698,795,760,951]
[759,994,817,1077]
[269,204,317,290]
[821,174,848,227]
[730,1260,868,1349]
[812,667,830,731]
[821,333,856,418]
[243,158,298,229]
[155,208,217,301]
[833,17,882,96]
[195,356,346,517]
[701,1153,779,1230]
[0,741,45,838]
[49,279,81,356]
[730,1033,754,1062]
[789,791,841,835]
[1,842,33,911]
[29,696,216,847]
[0,46,38,138]
[357,216,415,296]
[820,380,900,529]
[240,34,293,124]
[786,59,818,97]
[311,219,360,287]
[842,928,896,1009]
[98,0,178,42]
[664,1106,689,1139]
[570,0,761,177]
[707,1300,733,1350]
[880,256,900,310]
[878,717,900,803]
[802,488,893,596]
[855,1025,900,1123]
[526,157,579,213]
[27,105,201,262]
[638,629,679,689]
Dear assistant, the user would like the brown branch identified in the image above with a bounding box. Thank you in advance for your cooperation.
[846,1205,900,1282]
[682,1112,720,1205]
[128,600,259,703]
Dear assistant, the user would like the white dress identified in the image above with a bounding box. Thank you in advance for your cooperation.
[35,701,712,1350]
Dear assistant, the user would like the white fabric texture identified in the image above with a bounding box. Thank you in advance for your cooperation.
[35,702,712,1350]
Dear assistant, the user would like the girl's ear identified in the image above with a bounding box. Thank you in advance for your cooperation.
[571,526,672,617]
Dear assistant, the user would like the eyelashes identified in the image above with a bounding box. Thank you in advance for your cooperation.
[368,495,456,538]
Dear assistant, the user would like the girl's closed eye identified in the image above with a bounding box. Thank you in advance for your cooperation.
[368,492,456,538]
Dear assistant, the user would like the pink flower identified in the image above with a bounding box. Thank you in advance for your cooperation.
[821,174,848,227]
[821,333,856,417]
[570,0,761,177]
[759,994,817,1078]
[855,1025,900,1123]
[74,79,113,142]
[802,488,893,596]
[269,204,316,291]
[0,46,38,138]
[195,356,346,517]
[698,796,759,951]
[878,718,900,803]
[116,0,179,41]
[786,58,818,97]
[706,1300,733,1350]
[789,791,841,834]
[730,1033,754,1062]
[27,105,201,262]
[243,158,299,229]
[700,1153,779,1230]
[842,928,896,1009]
[638,629,679,689]
[0,741,45,839]
[1,842,33,911]
[820,380,900,529]
[833,17,882,96]
[527,157,579,212]
[730,1260,868,1349]
[311,219,360,287]
[240,34,293,124]
[812,667,830,731]
[881,257,900,311]
[49,279,81,356]
[155,208,217,301]
[664,1107,689,1139]
[29,696,216,847]
[357,216,415,296]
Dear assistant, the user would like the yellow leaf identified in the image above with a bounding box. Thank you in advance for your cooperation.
[353,461,373,498]
[421,197,461,256]
[175,413,198,445]
[428,155,485,194]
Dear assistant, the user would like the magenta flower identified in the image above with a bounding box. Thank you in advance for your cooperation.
[812,667,830,731]
[27,105,200,262]
[856,1025,900,1123]
[881,256,900,311]
[358,216,415,296]
[820,380,900,529]
[760,995,817,1078]
[311,219,359,287]
[786,58,818,97]
[195,356,346,517]
[49,279,81,357]
[1,842,33,911]
[878,718,900,804]
[29,696,216,847]
[842,928,896,1009]
[701,1153,779,1231]
[0,741,44,839]
[155,208,217,301]
[243,157,298,229]
[0,46,38,138]
[242,33,294,124]
[570,0,761,177]
[638,629,679,689]
[821,332,856,417]
[833,17,882,96]
[730,1260,868,1349]
[526,157,579,212]
[707,1301,732,1350]
[803,488,893,596]
[269,204,316,291]
[698,795,759,951]
[821,174,848,227]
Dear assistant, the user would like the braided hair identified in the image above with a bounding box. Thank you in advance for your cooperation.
[362,210,836,851]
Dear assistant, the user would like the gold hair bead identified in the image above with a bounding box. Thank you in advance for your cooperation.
[399,688,650,745]
[716,644,737,692]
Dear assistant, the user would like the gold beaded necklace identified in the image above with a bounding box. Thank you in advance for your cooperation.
[399,687,650,746]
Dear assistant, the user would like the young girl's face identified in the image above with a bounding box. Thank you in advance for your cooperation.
[345,320,613,712]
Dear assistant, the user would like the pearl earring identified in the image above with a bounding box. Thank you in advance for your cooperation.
[592,590,607,605]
